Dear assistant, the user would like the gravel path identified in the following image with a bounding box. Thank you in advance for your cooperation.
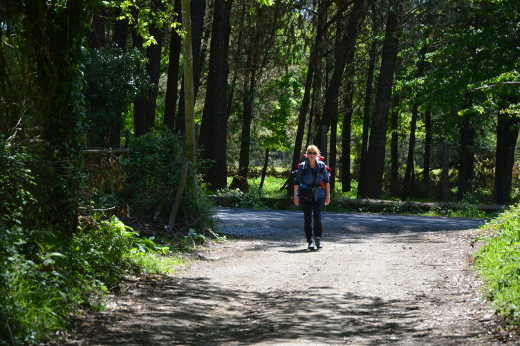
[70,208,508,345]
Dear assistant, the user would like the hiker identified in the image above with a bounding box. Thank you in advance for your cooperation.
[293,145,331,250]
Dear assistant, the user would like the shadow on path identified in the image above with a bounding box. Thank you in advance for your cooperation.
[73,276,480,345]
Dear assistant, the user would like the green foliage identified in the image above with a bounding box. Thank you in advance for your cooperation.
[108,0,178,47]
[83,47,149,146]
[0,211,176,345]
[476,203,520,324]
[216,187,268,209]
[259,73,300,151]
[121,129,214,231]
[0,138,183,344]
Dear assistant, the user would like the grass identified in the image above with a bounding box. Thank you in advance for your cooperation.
[475,203,520,324]
[224,175,496,218]
[130,253,186,275]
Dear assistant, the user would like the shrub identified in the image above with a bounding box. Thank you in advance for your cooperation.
[121,129,214,231]
[0,139,182,343]
[476,203,520,324]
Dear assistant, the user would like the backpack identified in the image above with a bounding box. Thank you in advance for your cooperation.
[291,155,332,188]
[292,154,332,179]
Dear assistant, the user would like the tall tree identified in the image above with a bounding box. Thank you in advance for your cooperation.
[164,0,182,130]
[457,108,476,201]
[494,97,519,204]
[176,0,207,134]
[423,107,432,193]
[289,0,330,196]
[131,0,164,136]
[357,38,378,197]
[181,0,196,161]
[315,0,367,158]
[8,0,95,233]
[199,0,233,189]
[340,71,354,192]
[230,1,285,191]
[363,0,402,198]
[389,94,400,196]
[403,46,427,198]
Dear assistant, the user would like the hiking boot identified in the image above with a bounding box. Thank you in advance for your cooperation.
[315,237,321,249]
[308,239,316,251]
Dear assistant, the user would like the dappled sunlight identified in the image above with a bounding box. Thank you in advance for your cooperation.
[72,276,466,345]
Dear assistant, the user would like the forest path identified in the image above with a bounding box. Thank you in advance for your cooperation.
[71,208,502,345]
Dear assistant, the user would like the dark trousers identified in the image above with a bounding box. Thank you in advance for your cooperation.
[301,198,324,241]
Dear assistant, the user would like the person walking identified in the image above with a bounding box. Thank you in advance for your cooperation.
[293,145,331,250]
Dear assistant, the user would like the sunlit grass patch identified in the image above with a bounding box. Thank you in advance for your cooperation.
[130,253,186,275]
[476,203,520,325]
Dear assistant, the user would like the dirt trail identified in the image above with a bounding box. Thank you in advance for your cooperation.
[69,208,506,345]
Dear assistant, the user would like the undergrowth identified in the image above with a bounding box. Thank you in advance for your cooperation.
[0,136,199,345]
[0,214,182,345]
[475,203,520,325]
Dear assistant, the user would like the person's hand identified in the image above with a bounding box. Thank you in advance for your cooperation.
[325,196,331,206]
[293,195,299,206]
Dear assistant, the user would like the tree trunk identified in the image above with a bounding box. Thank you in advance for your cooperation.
[229,70,256,192]
[200,0,233,190]
[357,39,377,197]
[423,107,432,193]
[341,76,353,192]
[132,18,147,136]
[260,148,270,190]
[440,140,450,201]
[164,0,182,131]
[114,15,129,49]
[457,112,475,201]
[363,0,402,198]
[494,113,519,204]
[143,19,163,132]
[315,0,367,156]
[402,102,418,198]
[181,0,196,161]
[307,65,321,147]
[289,0,329,196]
[339,43,356,193]
[176,0,207,134]
[389,95,400,196]
[329,106,338,192]
[167,162,189,232]
[88,10,106,49]
[23,0,94,234]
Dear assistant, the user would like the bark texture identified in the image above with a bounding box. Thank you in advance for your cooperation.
[363,1,402,198]
[199,0,233,189]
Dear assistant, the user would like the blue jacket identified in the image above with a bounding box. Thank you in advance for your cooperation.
[294,159,330,200]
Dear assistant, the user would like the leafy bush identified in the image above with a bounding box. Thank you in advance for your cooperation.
[1,213,175,345]
[0,139,184,344]
[476,203,520,324]
[83,47,149,147]
[121,129,214,231]
[215,187,268,209]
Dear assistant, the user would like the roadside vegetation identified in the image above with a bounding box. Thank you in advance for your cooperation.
[0,136,213,345]
[476,204,520,325]
[219,173,500,219]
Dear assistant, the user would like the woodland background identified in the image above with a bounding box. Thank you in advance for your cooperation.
[1,0,519,343]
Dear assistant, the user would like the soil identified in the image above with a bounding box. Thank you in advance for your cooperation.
[64,208,519,345]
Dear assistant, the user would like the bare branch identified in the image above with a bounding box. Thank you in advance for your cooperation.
[474,81,520,90]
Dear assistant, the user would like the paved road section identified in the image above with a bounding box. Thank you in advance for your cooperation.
[214,207,484,239]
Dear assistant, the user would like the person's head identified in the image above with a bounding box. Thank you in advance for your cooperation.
[305,145,321,162]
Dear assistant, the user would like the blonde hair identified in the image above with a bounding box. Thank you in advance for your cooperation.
[306,144,321,156]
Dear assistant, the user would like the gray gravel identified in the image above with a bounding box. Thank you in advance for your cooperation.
[215,207,485,239]
[71,208,508,346]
